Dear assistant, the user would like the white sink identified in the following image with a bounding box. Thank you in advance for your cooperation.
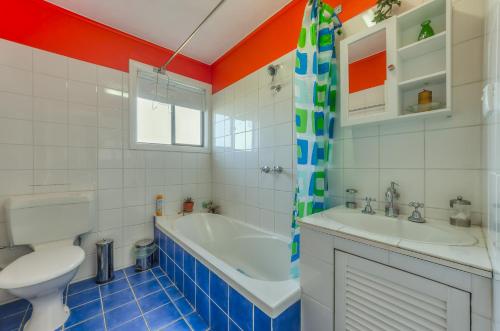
[320,208,477,246]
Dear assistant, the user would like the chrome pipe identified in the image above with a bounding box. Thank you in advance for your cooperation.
[157,0,226,73]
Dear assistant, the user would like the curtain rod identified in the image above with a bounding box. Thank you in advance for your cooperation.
[156,0,226,74]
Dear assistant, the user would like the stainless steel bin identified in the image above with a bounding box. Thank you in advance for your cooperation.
[96,239,114,284]
[135,239,157,271]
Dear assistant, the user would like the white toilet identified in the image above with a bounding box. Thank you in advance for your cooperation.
[0,192,94,331]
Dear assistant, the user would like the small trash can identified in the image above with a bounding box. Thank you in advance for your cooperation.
[134,239,157,271]
[96,239,114,284]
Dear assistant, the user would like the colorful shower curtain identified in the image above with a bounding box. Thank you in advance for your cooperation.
[290,0,341,278]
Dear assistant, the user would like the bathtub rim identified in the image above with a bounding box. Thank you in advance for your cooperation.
[155,213,300,318]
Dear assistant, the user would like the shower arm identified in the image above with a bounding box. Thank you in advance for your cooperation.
[156,0,226,74]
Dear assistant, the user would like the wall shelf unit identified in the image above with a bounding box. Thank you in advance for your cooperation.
[339,0,452,127]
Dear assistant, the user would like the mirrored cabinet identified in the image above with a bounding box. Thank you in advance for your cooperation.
[339,0,451,127]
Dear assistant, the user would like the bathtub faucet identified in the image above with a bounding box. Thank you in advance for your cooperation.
[202,201,220,214]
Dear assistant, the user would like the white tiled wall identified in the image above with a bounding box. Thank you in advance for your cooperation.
[211,0,485,234]
[211,52,295,237]
[0,39,212,304]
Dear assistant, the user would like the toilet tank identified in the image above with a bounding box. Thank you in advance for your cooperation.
[5,192,95,246]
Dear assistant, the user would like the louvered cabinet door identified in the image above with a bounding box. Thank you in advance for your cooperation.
[334,251,470,331]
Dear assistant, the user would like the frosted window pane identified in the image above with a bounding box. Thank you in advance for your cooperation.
[137,97,172,144]
[175,106,202,146]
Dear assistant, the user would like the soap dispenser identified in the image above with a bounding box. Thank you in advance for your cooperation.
[449,196,471,227]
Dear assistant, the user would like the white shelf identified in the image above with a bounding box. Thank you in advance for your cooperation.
[398,0,446,29]
[398,31,446,60]
[400,107,450,119]
[398,70,446,91]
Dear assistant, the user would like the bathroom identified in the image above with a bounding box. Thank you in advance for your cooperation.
[0,0,495,330]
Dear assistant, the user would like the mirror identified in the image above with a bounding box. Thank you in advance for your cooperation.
[347,28,387,117]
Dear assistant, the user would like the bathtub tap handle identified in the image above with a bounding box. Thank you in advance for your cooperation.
[272,166,283,174]
[260,166,271,174]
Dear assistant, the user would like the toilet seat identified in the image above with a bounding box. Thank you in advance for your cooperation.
[0,246,85,289]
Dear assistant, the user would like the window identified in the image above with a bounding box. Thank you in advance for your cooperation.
[129,61,210,152]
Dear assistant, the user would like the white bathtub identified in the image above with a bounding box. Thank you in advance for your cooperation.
[155,213,300,318]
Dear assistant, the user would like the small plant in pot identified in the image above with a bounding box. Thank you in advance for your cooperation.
[373,0,402,23]
[183,197,194,213]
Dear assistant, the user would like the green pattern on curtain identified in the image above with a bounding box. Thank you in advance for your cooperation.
[290,0,341,278]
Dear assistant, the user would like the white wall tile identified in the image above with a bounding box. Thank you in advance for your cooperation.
[68,59,97,83]
[33,50,67,78]
[0,92,33,120]
[426,126,482,169]
[0,118,33,145]
[33,73,67,101]
[34,122,68,146]
[33,97,67,124]
[0,65,33,96]
[380,132,424,169]
[344,137,379,169]
[68,80,97,106]
[0,40,32,70]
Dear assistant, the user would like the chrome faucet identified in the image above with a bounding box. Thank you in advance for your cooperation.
[362,197,376,215]
[385,181,400,218]
[408,202,425,223]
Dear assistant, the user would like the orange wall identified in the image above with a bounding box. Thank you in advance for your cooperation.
[211,0,377,93]
[1,0,378,92]
[0,0,212,84]
[349,51,386,93]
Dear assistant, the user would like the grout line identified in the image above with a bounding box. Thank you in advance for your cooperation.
[97,286,108,331]
[123,269,152,331]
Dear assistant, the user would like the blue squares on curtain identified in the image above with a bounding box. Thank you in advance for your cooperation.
[297,139,309,165]
[295,51,308,75]
[311,142,325,165]
[329,117,335,138]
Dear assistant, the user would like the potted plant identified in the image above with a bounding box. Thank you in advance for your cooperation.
[373,0,402,23]
[183,197,194,213]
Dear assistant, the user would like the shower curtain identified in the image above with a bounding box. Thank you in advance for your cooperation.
[290,0,341,278]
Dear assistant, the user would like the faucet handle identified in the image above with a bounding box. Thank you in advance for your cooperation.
[362,197,376,215]
[409,201,424,209]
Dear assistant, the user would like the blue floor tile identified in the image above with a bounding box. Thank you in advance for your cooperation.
[0,266,215,331]
[68,278,98,295]
[158,275,174,289]
[111,316,148,331]
[99,278,130,297]
[185,312,209,331]
[64,299,102,328]
[165,286,183,301]
[102,288,135,311]
[174,297,194,315]
[105,301,141,330]
[151,266,165,278]
[164,318,191,331]
[138,290,171,313]
[67,287,100,308]
[132,279,161,299]
[123,266,140,276]
[128,270,155,286]
[0,311,25,331]
[65,314,105,331]
[230,319,242,331]
[0,299,29,318]
[144,302,181,330]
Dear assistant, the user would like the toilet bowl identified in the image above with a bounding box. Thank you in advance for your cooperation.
[0,245,85,331]
[0,192,94,331]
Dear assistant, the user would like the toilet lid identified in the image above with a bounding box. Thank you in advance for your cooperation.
[0,246,85,289]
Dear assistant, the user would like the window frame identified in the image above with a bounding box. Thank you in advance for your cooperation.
[129,60,211,153]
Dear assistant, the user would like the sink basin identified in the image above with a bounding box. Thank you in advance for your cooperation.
[320,208,477,246]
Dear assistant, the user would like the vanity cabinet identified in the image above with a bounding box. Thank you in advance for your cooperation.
[339,0,452,126]
[334,251,470,330]
[299,226,492,331]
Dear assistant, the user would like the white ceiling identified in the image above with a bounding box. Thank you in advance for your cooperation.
[46,0,292,64]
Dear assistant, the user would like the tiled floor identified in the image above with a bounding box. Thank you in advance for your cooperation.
[0,266,209,331]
